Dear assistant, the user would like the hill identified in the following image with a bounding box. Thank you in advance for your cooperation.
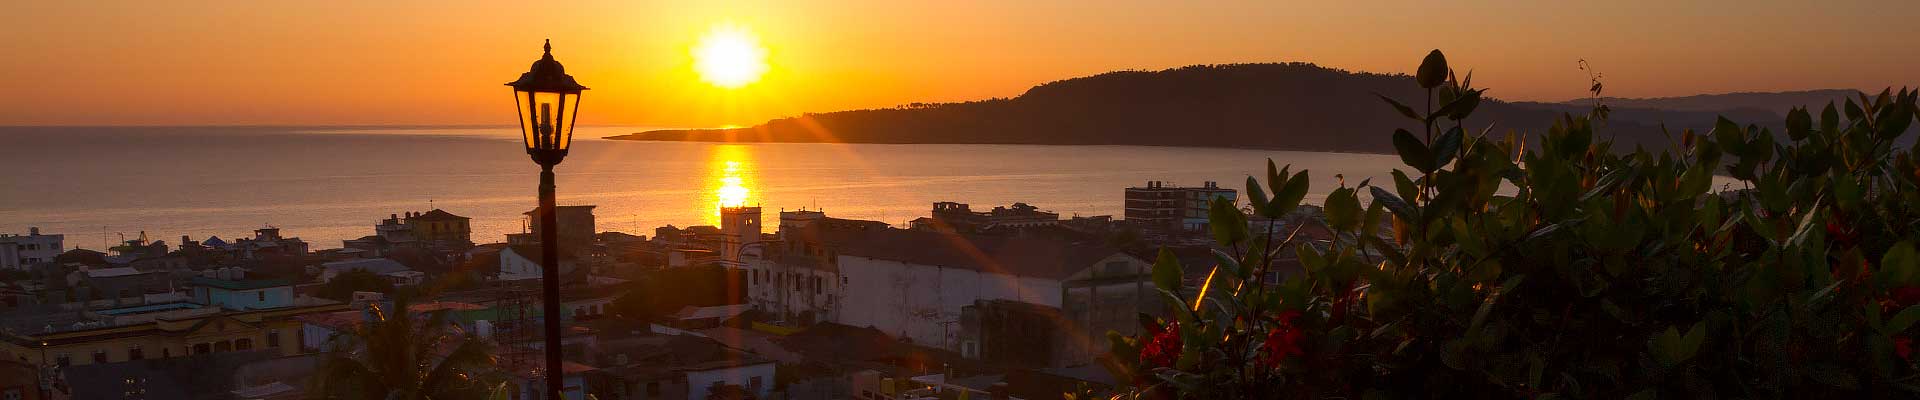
[609,63,1822,153]
[1545,89,1862,115]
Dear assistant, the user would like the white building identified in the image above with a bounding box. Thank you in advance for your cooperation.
[499,245,579,281]
[1,227,63,270]
[745,226,1156,366]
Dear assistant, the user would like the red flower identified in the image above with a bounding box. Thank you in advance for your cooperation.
[1826,221,1858,245]
[1260,311,1305,368]
[1897,337,1913,361]
[1893,287,1920,308]
[1140,322,1181,368]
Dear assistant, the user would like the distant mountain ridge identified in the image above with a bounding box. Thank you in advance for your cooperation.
[609,63,1849,153]
[1550,89,1863,115]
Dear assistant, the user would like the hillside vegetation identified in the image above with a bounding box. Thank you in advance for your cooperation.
[611,62,1828,153]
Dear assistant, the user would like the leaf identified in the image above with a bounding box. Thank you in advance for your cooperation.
[1785,106,1812,140]
[1207,197,1249,246]
[1273,169,1311,218]
[1390,169,1419,203]
[1822,102,1841,134]
[1152,248,1184,293]
[1325,187,1362,232]
[1884,242,1919,288]
[1888,305,1920,334]
[1432,126,1465,168]
[1370,186,1415,221]
[1394,129,1435,172]
[1377,93,1421,121]
[1417,49,1448,89]
[1679,323,1707,362]
[1246,176,1274,218]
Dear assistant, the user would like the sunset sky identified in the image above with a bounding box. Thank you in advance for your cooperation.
[4,1,1915,127]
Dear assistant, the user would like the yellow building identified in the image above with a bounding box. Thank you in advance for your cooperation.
[0,301,347,367]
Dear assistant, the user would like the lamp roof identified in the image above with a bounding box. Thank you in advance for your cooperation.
[506,40,589,93]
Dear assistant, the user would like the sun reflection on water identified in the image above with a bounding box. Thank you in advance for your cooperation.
[706,145,756,225]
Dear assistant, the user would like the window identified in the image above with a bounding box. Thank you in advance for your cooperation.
[162,348,170,358]
[267,330,281,348]
[814,277,822,294]
[93,350,107,364]
[750,376,763,390]
[236,338,253,351]
[128,347,144,361]
[258,291,266,302]
[194,343,210,354]
[214,340,231,352]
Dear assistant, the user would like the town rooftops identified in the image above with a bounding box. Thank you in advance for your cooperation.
[793,226,1135,280]
[521,205,597,216]
[83,266,148,277]
[318,258,412,275]
[190,276,293,291]
[672,304,752,322]
[408,209,469,221]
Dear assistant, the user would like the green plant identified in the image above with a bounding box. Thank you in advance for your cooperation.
[317,296,500,399]
[1105,49,1920,399]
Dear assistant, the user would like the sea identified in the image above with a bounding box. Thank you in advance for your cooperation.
[0,126,1410,252]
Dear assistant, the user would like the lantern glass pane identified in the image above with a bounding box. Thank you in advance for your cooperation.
[514,89,536,150]
[557,93,580,150]
[530,91,563,150]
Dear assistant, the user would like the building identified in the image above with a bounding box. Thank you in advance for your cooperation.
[523,205,598,254]
[911,202,1061,233]
[745,225,1157,367]
[314,258,414,284]
[498,245,581,282]
[190,275,295,311]
[718,206,763,264]
[0,227,62,271]
[743,212,890,323]
[350,209,476,257]
[1124,181,1236,235]
[229,227,311,260]
[0,295,345,369]
[587,333,776,400]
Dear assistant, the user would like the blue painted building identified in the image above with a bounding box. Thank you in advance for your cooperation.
[190,276,295,310]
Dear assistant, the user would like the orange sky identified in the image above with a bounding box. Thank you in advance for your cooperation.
[3,1,1915,127]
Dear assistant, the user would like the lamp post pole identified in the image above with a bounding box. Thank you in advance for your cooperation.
[538,163,564,399]
[507,39,588,400]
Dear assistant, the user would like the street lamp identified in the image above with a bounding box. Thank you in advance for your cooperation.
[507,39,587,400]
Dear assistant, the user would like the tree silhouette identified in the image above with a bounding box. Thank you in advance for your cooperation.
[316,296,499,399]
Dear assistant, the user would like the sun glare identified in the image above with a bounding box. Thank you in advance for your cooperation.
[693,24,769,89]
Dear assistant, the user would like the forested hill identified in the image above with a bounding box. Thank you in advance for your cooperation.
[610,63,1823,153]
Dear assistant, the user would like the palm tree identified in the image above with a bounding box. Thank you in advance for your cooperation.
[317,296,499,399]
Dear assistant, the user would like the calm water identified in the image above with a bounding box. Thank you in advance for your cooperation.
[0,126,1407,251]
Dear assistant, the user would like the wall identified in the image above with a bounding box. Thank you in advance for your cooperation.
[198,286,295,310]
[684,362,775,400]
[836,255,1062,350]
[1,318,303,367]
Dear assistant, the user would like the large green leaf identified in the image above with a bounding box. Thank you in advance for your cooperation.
[1152,248,1185,293]
[1246,176,1273,218]
[1273,169,1311,218]
[1394,129,1435,172]
[1207,197,1248,246]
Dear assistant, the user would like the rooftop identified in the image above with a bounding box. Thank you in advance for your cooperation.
[790,226,1135,280]
[191,276,293,291]
[319,258,412,274]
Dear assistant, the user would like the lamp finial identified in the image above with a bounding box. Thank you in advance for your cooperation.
[543,39,551,55]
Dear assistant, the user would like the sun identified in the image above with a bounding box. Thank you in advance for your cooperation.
[692,24,769,89]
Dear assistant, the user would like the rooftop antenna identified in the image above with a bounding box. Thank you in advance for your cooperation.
[429,198,435,210]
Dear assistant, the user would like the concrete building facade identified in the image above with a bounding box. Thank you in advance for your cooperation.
[0,227,63,270]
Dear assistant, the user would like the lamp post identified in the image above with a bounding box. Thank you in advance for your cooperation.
[508,39,587,400]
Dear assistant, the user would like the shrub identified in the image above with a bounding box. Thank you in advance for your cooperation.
[1105,50,1920,399]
